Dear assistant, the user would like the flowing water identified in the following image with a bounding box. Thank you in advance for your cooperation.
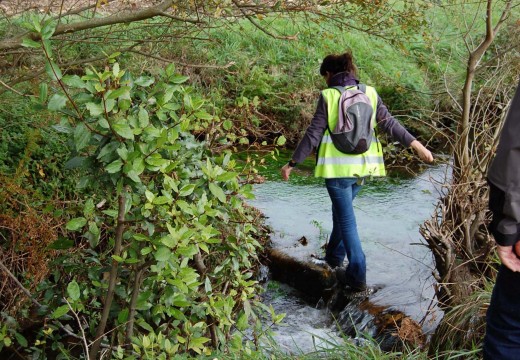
[250,163,449,353]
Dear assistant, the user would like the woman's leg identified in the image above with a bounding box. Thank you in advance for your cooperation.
[325,178,365,288]
[325,211,345,268]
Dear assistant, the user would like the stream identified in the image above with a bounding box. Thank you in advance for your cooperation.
[250,163,449,354]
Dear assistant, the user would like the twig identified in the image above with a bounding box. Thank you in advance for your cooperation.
[231,0,298,40]
[64,297,90,360]
[0,257,42,308]
[0,79,28,97]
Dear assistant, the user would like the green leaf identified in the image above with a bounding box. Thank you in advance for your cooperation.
[45,61,63,81]
[141,247,152,255]
[83,198,95,216]
[154,247,171,262]
[48,237,74,250]
[236,312,248,331]
[97,141,119,160]
[113,123,134,140]
[133,157,145,175]
[138,108,149,128]
[223,120,233,131]
[21,38,41,48]
[98,118,110,129]
[171,74,189,84]
[209,183,226,202]
[3,336,12,347]
[183,94,192,109]
[179,184,195,197]
[194,111,212,120]
[152,196,170,205]
[145,157,168,167]
[137,321,154,332]
[134,76,155,87]
[62,75,86,88]
[42,40,53,59]
[85,102,104,117]
[51,305,69,319]
[74,123,91,151]
[276,135,287,146]
[106,87,130,100]
[112,62,120,77]
[106,159,123,173]
[39,83,48,103]
[67,281,80,301]
[145,190,155,202]
[116,146,128,161]
[66,217,87,231]
[118,308,129,324]
[102,209,118,217]
[165,63,175,77]
[41,20,56,40]
[14,333,28,348]
[216,172,238,182]
[161,235,177,248]
[105,99,115,113]
[48,94,67,111]
[189,336,210,349]
[31,15,41,32]
[126,170,141,183]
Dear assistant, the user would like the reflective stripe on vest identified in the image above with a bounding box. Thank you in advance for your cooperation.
[315,85,386,178]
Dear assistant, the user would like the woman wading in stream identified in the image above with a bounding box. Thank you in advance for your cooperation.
[280,51,433,292]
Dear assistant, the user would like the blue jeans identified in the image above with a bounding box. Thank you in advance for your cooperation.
[324,178,366,288]
[484,265,520,359]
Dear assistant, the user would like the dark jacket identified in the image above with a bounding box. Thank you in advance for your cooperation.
[487,80,520,246]
[291,72,416,163]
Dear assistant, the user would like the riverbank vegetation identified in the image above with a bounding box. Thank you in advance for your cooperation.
[0,0,519,359]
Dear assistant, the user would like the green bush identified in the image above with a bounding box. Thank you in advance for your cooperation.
[1,19,281,358]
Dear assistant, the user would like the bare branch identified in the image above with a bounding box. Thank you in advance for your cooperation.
[0,256,42,309]
[0,79,29,97]
[159,11,206,24]
[64,297,90,360]
[0,0,175,51]
[231,0,298,40]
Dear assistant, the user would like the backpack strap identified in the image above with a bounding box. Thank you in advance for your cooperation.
[331,84,366,93]
[332,86,345,94]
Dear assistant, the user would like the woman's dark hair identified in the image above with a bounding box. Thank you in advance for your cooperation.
[319,52,357,77]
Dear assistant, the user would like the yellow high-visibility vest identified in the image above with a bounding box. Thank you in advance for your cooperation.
[315,85,386,178]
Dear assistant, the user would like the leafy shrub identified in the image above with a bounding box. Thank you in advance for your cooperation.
[1,19,281,359]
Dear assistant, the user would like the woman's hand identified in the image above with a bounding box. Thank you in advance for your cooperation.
[410,140,434,163]
[497,244,520,272]
[281,164,293,181]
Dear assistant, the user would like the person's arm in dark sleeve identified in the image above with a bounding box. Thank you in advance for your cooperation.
[281,94,327,181]
[375,95,415,147]
[488,181,520,272]
[291,94,328,164]
[489,182,520,247]
[375,95,433,163]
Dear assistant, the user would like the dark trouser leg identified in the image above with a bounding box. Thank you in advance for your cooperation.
[484,265,520,360]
